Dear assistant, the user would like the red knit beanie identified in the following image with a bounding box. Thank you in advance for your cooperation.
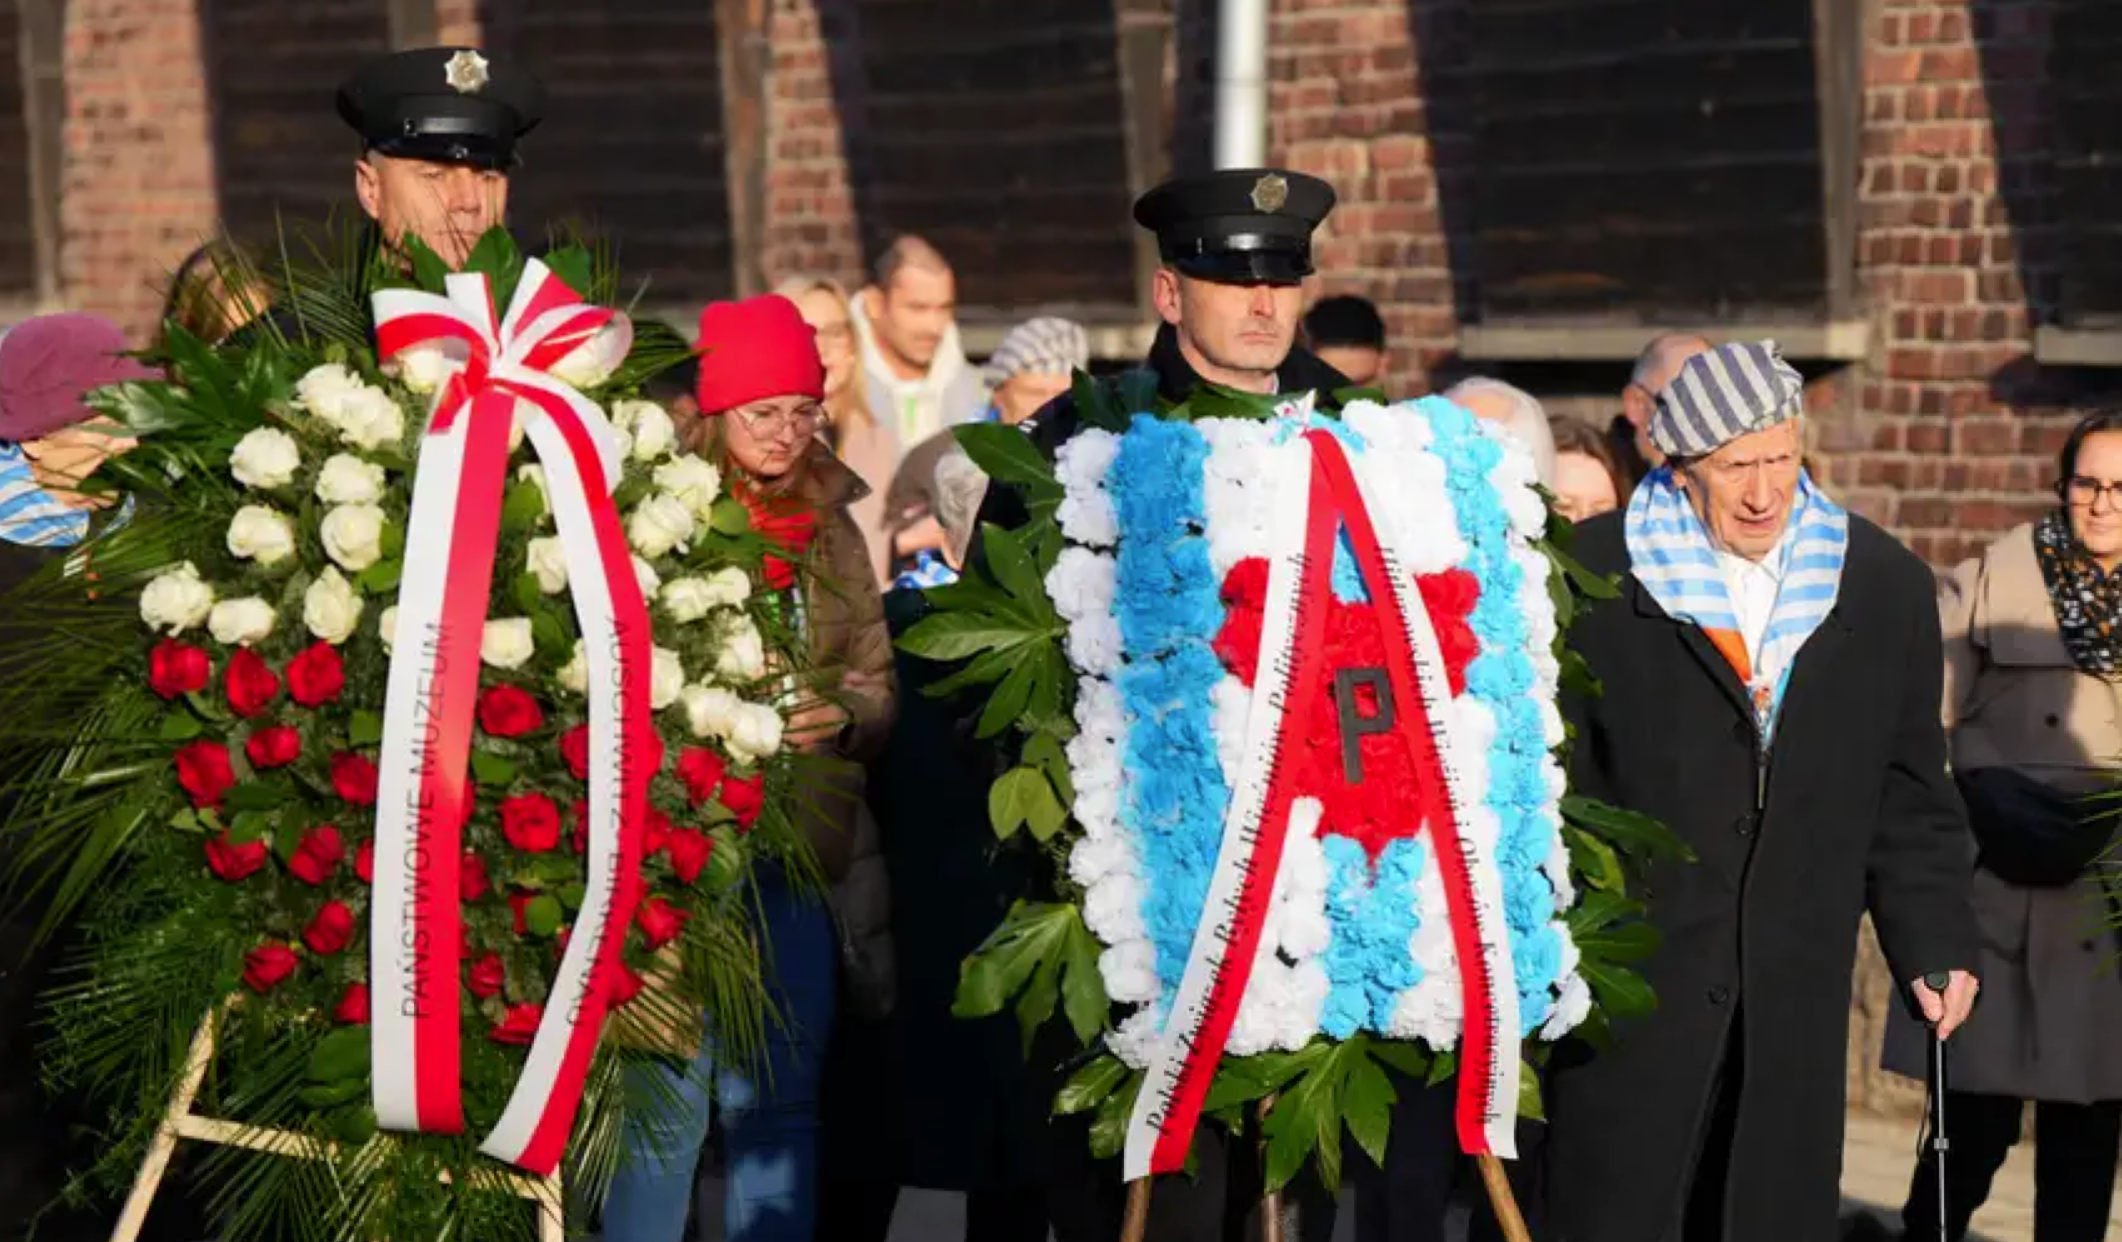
[693,295,825,416]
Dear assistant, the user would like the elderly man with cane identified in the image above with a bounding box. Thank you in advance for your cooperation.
[1522,340,1980,1242]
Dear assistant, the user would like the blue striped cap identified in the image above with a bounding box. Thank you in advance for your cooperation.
[1649,339,1804,459]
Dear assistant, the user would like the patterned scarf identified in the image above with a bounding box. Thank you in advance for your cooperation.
[2032,508,2122,678]
[1623,465,1849,738]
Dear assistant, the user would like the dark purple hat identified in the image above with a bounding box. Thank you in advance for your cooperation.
[0,313,157,443]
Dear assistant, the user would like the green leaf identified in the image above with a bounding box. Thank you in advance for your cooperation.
[1559,648,1602,699]
[512,571,546,616]
[1575,918,1661,965]
[920,646,1020,699]
[1088,1072,1139,1160]
[1059,913,1108,1044]
[327,1105,378,1146]
[404,234,454,295]
[1013,953,1062,1057]
[1343,1051,1397,1169]
[1549,543,1620,602]
[1565,889,1639,938]
[355,558,404,595]
[1023,731,1075,805]
[1517,1060,1545,1122]
[1425,1050,1458,1088]
[953,423,1058,493]
[1025,770,1070,843]
[159,714,202,742]
[951,902,1082,1047]
[976,660,1039,741]
[1071,369,1126,434]
[1580,958,1657,1020]
[1185,383,1280,424]
[710,496,753,536]
[523,893,565,938]
[378,522,405,559]
[1562,795,1694,862]
[307,1026,371,1083]
[1564,825,1626,894]
[918,575,1016,615]
[988,765,1059,841]
[462,228,524,311]
[1365,1039,1432,1082]
[1261,1064,1340,1193]
[898,612,1049,663]
[85,381,187,434]
[166,807,202,834]
[348,710,385,747]
[297,1079,367,1109]
[224,778,292,812]
[226,811,271,846]
[501,480,547,534]
[557,881,588,911]
[543,246,595,298]
[1332,385,1389,407]
[1056,1055,1128,1116]
[978,522,1055,617]
[470,750,518,786]
[531,611,571,657]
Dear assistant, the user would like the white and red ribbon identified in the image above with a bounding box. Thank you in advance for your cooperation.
[1122,430,1519,1182]
[367,260,652,1175]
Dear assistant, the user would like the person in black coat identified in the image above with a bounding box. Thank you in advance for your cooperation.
[1528,341,1980,1242]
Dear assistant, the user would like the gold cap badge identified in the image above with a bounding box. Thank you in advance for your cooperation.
[1250,173,1289,213]
[444,49,490,95]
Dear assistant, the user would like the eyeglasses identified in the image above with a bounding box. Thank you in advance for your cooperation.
[2063,476,2122,509]
[733,403,823,439]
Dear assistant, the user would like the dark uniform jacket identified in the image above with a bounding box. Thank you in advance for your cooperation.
[1539,512,1979,1242]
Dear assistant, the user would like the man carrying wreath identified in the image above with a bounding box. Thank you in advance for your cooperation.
[1535,341,1980,1242]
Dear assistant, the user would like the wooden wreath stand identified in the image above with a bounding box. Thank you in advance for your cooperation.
[108,1003,564,1242]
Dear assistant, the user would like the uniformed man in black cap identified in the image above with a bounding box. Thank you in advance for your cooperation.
[337,45,546,271]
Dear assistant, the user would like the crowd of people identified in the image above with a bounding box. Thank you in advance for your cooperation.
[0,41,2117,1242]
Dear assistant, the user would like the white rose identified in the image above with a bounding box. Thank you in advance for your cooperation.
[303,567,364,646]
[678,684,742,741]
[526,536,569,594]
[515,464,551,521]
[207,597,276,647]
[713,615,767,681]
[390,343,455,395]
[727,702,784,765]
[295,364,365,422]
[320,503,388,572]
[653,454,723,520]
[226,504,297,567]
[378,605,399,652]
[337,387,406,452]
[315,453,387,505]
[632,555,661,599]
[481,617,535,670]
[229,427,301,490]
[701,565,753,610]
[549,324,625,390]
[139,562,215,634]
[557,641,589,695]
[659,576,716,623]
[614,400,677,463]
[626,494,695,559]
[650,646,685,710]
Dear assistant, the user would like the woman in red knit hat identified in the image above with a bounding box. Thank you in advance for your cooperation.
[604,294,895,1242]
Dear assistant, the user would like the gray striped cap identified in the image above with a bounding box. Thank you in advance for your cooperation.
[983,316,1090,387]
[1649,339,1804,459]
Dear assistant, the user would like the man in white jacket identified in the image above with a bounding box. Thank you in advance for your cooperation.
[851,235,988,457]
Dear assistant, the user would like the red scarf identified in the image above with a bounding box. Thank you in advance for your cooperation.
[737,484,818,591]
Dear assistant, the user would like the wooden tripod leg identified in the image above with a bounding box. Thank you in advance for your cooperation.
[1476,1153,1534,1242]
[1119,1177,1152,1242]
[108,1008,220,1242]
[533,1172,564,1242]
[1257,1097,1283,1242]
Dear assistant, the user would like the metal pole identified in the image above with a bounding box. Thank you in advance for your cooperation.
[1924,971,1951,1242]
[1213,0,1269,169]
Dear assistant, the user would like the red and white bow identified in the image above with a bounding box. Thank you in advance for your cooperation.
[367,260,655,1175]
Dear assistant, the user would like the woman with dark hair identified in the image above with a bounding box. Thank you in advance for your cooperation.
[1883,408,2122,1242]
[1548,414,1627,521]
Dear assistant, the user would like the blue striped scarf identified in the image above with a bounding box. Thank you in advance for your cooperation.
[0,442,88,548]
[1623,464,1847,737]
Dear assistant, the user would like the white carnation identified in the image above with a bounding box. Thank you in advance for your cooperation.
[653,454,722,519]
[557,641,589,695]
[726,702,784,765]
[315,454,387,505]
[650,646,685,710]
[480,618,535,670]
[226,505,297,567]
[139,562,215,635]
[678,684,742,740]
[320,503,388,572]
[701,565,751,610]
[626,494,695,559]
[229,427,301,490]
[614,400,677,463]
[713,615,767,681]
[336,387,406,452]
[303,567,364,646]
[207,596,276,647]
[295,364,366,423]
[526,536,569,594]
[378,605,399,652]
[659,576,716,623]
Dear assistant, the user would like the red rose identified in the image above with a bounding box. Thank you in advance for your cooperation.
[666,829,713,884]
[287,825,345,886]
[500,793,562,853]
[508,890,532,935]
[478,685,544,738]
[285,642,346,707]
[244,725,302,770]
[559,725,591,780]
[460,850,489,902]
[355,838,374,884]
[331,753,379,805]
[720,772,764,830]
[607,962,645,1007]
[303,900,355,955]
[644,733,666,777]
[174,740,236,808]
[569,799,590,854]
[490,1003,542,1045]
[203,832,268,881]
[674,747,726,807]
[242,943,299,993]
[636,896,690,951]
[223,649,281,719]
[149,639,211,699]
[642,807,673,859]
[467,952,506,998]
[334,982,370,1025]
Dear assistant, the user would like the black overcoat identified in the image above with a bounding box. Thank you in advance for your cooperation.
[1540,512,1979,1242]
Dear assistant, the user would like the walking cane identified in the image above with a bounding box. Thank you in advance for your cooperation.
[1922,971,1951,1242]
